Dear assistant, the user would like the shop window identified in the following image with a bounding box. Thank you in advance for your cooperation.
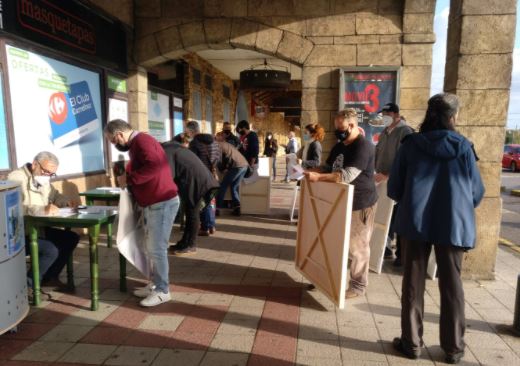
[192,68,201,85]
[205,75,213,91]
[147,90,172,143]
[192,89,202,122]
[223,85,231,99]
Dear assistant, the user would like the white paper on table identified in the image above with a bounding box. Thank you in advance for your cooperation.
[96,187,122,193]
[116,189,151,279]
[243,164,259,185]
[78,206,118,214]
[289,164,305,181]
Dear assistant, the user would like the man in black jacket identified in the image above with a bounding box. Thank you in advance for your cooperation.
[162,140,219,255]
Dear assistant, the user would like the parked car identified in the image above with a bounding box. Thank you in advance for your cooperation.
[502,144,520,172]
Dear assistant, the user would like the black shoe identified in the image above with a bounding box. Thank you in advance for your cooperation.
[169,242,186,253]
[392,338,420,359]
[393,257,402,267]
[384,247,394,259]
[232,207,241,216]
[445,351,464,364]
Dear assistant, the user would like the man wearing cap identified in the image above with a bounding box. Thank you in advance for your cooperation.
[375,102,413,266]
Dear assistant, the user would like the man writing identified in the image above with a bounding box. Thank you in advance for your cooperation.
[104,119,179,307]
[304,109,378,299]
[8,151,79,295]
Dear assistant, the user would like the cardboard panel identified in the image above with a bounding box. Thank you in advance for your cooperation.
[295,179,354,309]
[369,182,394,274]
[240,177,271,215]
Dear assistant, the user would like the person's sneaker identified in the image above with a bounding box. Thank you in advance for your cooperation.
[133,283,155,298]
[346,289,361,299]
[384,247,394,259]
[445,351,464,364]
[232,207,241,216]
[393,257,402,267]
[173,247,197,256]
[139,290,171,307]
[198,229,210,236]
[209,227,216,234]
[392,337,420,359]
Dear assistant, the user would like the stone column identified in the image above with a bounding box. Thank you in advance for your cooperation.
[444,0,516,279]
[127,65,149,131]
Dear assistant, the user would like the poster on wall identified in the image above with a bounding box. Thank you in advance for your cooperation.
[339,68,399,145]
[148,91,171,143]
[5,189,24,256]
[6,45,105,175]
[0,72,9,170]
[108,98,129,162]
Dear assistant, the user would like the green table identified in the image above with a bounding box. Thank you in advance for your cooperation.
[25,209,126,311]
[79,189,120,248]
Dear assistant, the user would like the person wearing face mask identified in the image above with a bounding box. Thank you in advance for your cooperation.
[263,132,278,181]
[299,123,325,169]
[236,120,259,167]
[375,102,413,266]
[304,108,378,299]
[222,121,241,148]
[8,151,80,295]
[104,119,179,307]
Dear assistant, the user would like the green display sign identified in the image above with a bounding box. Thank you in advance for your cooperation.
[107,75,127,93]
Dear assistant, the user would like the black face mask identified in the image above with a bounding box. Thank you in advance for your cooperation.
[238,129,246,136]
[115,143,130,152]
[335,129,350,142]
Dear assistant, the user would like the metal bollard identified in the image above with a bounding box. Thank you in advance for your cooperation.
[514,274,520,336]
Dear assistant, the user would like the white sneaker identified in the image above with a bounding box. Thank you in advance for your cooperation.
[139,290,171,307]
[133,283,155,298]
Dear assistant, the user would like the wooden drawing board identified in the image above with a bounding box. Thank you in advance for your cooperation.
[369,181,395,274]
[295,179,354,309]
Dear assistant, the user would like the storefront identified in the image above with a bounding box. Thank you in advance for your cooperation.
[0,0,128,179]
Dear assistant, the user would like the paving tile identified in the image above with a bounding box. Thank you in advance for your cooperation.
[151,349,205,366]
[200,351,249,366]
[80,326,132,345]
[60,302,120,327]
[58,343,116,364]
[0,323,55,341]
[0,340,34,361]
[297,339,341,359]
[138,315,185,332]
[216,316,259,336]
[104,346,161,366]
[166,331,215,350]
[250,335,296,363]
[102,304,147,329]
[39,325,93,343]
[12,341,74,362]
[123,330,173,348]
[210,334,255,353]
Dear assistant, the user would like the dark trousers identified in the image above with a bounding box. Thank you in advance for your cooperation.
[26,227,80,284]
[180,199,202,247]
[400,238,466,356]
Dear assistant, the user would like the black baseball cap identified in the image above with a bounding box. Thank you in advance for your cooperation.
[379,102,399,113]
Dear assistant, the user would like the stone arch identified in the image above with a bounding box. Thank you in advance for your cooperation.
[135,18,315,68]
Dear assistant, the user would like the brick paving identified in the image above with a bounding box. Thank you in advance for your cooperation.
[1,183,519,365]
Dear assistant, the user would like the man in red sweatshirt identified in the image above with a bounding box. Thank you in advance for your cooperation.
[104,119,179,307]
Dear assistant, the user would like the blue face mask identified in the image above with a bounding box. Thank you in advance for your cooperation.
[303,134,311,142]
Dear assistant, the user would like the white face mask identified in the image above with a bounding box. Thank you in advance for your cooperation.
[34,175,51,186]
[382,115,394,127]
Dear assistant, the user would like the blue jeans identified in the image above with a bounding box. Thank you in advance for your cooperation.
[143,196,179,293]
[217,166,248,208]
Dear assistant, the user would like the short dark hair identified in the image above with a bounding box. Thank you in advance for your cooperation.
[105,119,131,135]
[236,120,250,131]
[419,93,459,133]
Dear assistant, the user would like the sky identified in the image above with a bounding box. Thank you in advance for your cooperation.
[431,0,519,129]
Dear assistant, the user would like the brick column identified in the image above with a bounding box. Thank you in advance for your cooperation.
[444,0,516,279]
